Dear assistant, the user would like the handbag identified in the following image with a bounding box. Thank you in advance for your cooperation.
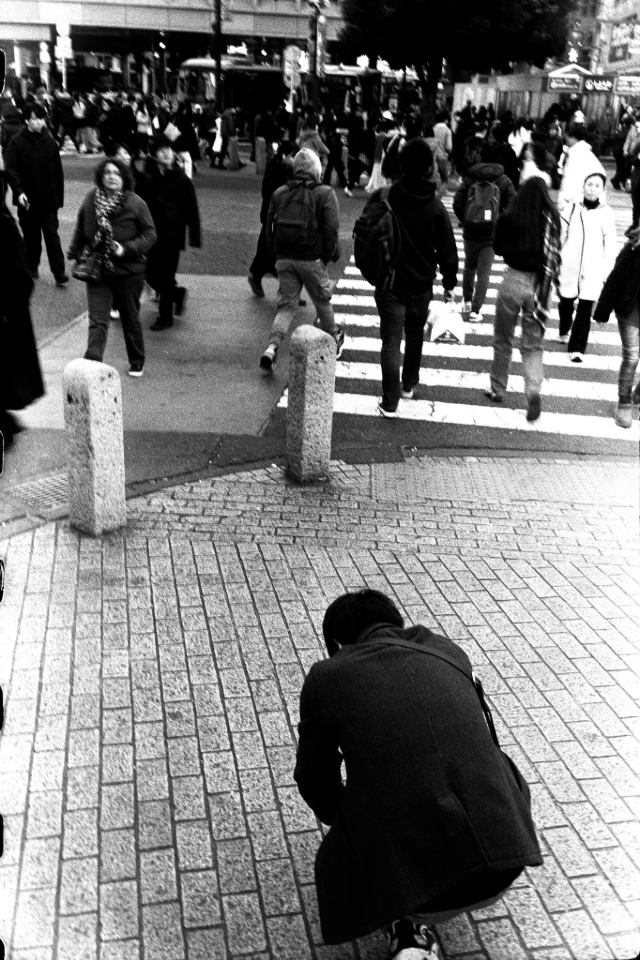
[72,246,103,284]
[164,121,180,142]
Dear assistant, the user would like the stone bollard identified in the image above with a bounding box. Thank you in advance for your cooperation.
[228,136,240,170]
[63,359,126,536]
[286,326,336,483]
[255,136,267,175]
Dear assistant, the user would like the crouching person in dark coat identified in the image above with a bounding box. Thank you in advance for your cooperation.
[294,590,542,959]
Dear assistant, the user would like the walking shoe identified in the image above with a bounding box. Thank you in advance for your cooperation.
[150,317,173,331]
[557,333,569,343]
[248,274,265,298]
[260,343,278,373]
[174,286,188,316]
[570,352,583,363]
[614,403,633,428]
[401,385,417,400]
[469,309,482,321]
[333,327,345,360]
[388,919,442,959]
[344,187,354,197]
[128,362,144,378]
[377,401,397,418]
[484,389,503,403]
[526,393,542,423]
[55,273,69,286]
[611,178,621,190]
[110,309,120,321]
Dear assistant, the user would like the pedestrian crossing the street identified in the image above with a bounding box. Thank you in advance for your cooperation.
[278,188,639,445]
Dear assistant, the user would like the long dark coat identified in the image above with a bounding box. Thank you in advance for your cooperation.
[0,210,44,411]
[294,623,542,944]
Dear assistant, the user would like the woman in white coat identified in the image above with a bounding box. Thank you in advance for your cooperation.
[557,172,617,361]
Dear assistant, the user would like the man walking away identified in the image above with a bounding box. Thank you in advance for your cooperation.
[144,135,201,331]
[260,148,343,372]
[453,140,515,322]
[366,139,458,417]
[5,102,68,284]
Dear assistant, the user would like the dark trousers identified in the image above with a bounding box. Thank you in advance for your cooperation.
[348,155,366,189]
[375,287,432,411]
[558,297,594,355]
[85,274,145,364]
[324,150,347,188]
[249,224,275,283]
[146,241,182,323]
[462,239,495,311]
[17,205,66,279]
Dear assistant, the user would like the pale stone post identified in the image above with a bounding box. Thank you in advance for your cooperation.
[228,136,240,170]
[286,326,335,483]
[255,136,267,175]
[63,359,126,536]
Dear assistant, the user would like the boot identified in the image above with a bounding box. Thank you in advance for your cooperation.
[614,403,633,429]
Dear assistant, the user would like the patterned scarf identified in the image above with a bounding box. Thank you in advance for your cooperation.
[93,187,124,274]
[533,210,561,329]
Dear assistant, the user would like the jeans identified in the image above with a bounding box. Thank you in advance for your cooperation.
[462,239,494,311]
[17,205,66,279]
[618,319,640,404]
[490,268,544,400]
[85,274,145,364]
[558,297,594,355]
[146,240,182,323]
[375,287,432,411]
[268,259,337,346]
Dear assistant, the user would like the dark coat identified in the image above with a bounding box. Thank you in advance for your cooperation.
[4,126,64,209]
[593,242,640,325]
[67,188,157,278]
[260,157,290,223]
[294,623,542,944]
[0,210,44,411]
[453,162,516,240]
[144,165,201,250]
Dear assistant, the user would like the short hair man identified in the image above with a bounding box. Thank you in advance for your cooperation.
[294,589,542,957]
[4,102,68,283]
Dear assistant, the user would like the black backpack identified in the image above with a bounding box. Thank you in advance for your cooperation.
[353,186,401,290]
[274,181,320,248]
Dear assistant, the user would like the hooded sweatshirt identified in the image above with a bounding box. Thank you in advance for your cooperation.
[453,162,515,241]
[267,149,339,263]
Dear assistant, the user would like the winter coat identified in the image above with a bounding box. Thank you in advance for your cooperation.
[67,188,157,278]
[493,211,542,275]
[0,98,23,147]
[259,157,290,224]
[4,126,64,209]
[453,162,515,240]
[298,129,329,158]
[144,165,201,250]
[558,198,617,301]
[559,141,606,208]
[593,242,640,327]
[433,121,452,156]
[294,623,542,944]
[266,173,339,263]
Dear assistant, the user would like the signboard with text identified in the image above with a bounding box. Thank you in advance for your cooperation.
[547,75,583,92]
[610,16,638,62]
[616,74,640,94]
[584,76,615,93]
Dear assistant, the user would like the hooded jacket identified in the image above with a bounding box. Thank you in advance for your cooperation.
[559,140,606,208]
[558,195,616,301]
[267,149,339,263]
[593,242,640,327]
[4,126,64,209]
[453,162,515,240]
[144,163,201,250]
[372,178,458,293]
[294,623,542,944]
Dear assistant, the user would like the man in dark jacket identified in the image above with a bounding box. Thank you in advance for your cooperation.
[453,141,515,321]
[144,135,201,330]
[295,589,542,954]
[367,138,458,416]
[259,148,344,372]
[248,140,296,297]
[4,102,68,284]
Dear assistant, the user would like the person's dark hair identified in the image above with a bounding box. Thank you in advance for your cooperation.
[436,110,449,124]
[150,134,173,155]
[567,124,587,142]
[491,122,507,144]
[480,140,501,163]
[507,177,560,258]
[399,137,433,179]
[322,590,404,656]
[94,156,133,191]
[277,139,296,160]
[24,102,47,121]
[423,122,435,138]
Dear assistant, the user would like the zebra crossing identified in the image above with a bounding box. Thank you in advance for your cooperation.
[278,189,639,446]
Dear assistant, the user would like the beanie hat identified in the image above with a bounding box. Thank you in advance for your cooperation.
[293,148,322,182]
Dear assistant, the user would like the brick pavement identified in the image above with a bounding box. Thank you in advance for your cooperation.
[0,456,639,960]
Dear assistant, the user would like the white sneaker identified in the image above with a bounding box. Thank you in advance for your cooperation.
[377,401,398,418]
[469,309,482,321]
[343,187,354,197]
[401,386,417,400]
[259,343,278,373]
[570,352,583,363]
[558,333,569,343]
[110,309,120,321]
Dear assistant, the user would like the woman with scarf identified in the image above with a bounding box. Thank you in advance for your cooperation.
[484,177,561,423]
[68,157,156,377]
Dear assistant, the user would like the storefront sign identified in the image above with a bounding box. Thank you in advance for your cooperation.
[616,74,640,94]
[610,16,638,62]
[548,75,583,92]
[584,76,615,93]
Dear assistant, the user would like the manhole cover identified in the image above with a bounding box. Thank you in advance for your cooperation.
[7,471,68,515]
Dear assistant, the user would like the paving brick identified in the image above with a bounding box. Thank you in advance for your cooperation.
[208,791,247,839]
[100,783,135,830]
[20,837,61,890]
[476,917,529,960]
[102,744,134,783]
[13,888,56,949]
[26,792,63,838]
[180,870,221,928]
[256,859,301,915]
[100,829,137,883]
[248,811,289,860]
[581,779,634,823]
[529,857,582,913]
[142,902,185,960]
[138,800,173,850]
[66,766,100,810]
[223,893,267,953]
[238,767,276,812]
[136,758,169,801]
[593,847,640,901]
[544,827,598,877]
[140,848,179,904]
[277,786,318,832]
[554,908,614,960]
[60,857,99,914]
[216,838,256,893]
[176,821,214,871]
[57,911,98,960]
[504,886,563,947]
[30,750,65,791]
[266,914,313,960]
[288,831,320,885]
[572,875,637,935]
[185,928,226,960]
[436,911,482,954]
[63,808,98,859]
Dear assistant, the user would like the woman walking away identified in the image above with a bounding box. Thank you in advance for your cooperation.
[557,172,616,362]
[485,177,561,423]
[593,230,640,429]
[67,157,156,377]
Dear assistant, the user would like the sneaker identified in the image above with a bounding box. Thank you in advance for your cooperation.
[388,919,441,959]
[570,352,583,363]
[377,400,397,418]
[469,309,482,321]
[343,187,354,197]
[128,361,144,378]
[248,274,265,298]
[150,317,173,331]
[110,309,120,321]
[484,389,503,403]
[333,327,345,360]
[174,286,187,316]
[55,273,69,286]
[401,385,417,400]
[526,393,542,423]
[614,403,633,428]
[260,343,278,372]
[557,333,569,343]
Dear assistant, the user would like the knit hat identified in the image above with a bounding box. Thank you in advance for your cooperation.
[293,148,322,182]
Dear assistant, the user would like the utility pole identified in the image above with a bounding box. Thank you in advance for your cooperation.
[214,0,222,107]
[307,0,328,112]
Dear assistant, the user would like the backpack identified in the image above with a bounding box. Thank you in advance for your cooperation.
[274,181,320,248]
[352,186,401,290]
[464,180,501,228]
